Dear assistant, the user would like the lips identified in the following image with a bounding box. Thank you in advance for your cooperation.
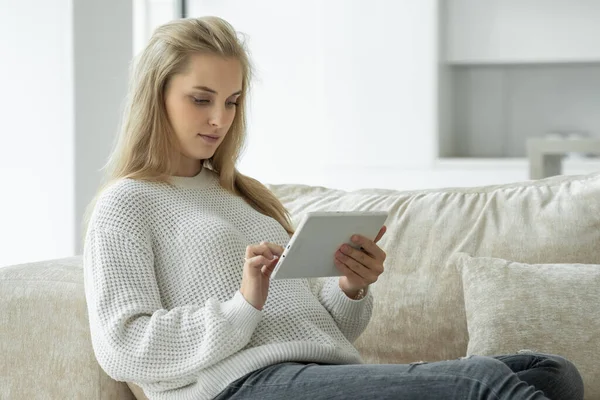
[198,134,220,145]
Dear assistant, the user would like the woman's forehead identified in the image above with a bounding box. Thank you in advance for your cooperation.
[178,54,243,93]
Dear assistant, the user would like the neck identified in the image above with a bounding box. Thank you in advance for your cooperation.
[174,163,203,177]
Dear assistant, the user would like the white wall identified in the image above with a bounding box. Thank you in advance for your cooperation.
[0,0,74,267]
[188,0,439,186]
[134,0,179,56]
[0,0,132,267]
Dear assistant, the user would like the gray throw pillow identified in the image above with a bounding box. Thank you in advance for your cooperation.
[450,252,600,400]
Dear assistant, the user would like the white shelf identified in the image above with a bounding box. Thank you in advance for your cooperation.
[447,59,600,67]
[445,0,600,64]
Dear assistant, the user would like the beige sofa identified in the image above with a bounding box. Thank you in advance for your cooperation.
[2,172,599,400]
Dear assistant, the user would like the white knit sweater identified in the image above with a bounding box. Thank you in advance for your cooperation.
[83,167,373,400]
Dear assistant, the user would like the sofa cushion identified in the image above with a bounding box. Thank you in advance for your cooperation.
[0,257,135,400]
[267,172,600,364]
[127,382,149,400]
[450,252,600,400]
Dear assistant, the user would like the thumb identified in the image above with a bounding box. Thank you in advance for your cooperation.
[262,255,279,277]
[374,225,387,243]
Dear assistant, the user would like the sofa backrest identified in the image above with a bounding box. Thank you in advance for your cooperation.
[268,172,600,363]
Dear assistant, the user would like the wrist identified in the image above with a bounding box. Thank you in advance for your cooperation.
[239,287,263,311]
[339,281,368,300]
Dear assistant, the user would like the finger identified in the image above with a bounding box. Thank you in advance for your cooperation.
[261,258,279,277]
[335,249,370,280]
[349,233,386,262]
[259,241,284,257]
[246,245,271,261]
[261,265,270,276]
[247,244,276,261]
[245,255,276,268]
[341,244,385,276]
[334,258,366,283]
[341,245,372,269]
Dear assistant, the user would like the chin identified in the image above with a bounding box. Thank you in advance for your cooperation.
[181,148,214,161]
[198,149,218,159]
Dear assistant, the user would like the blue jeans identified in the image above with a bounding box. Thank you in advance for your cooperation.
[213,352,584,400]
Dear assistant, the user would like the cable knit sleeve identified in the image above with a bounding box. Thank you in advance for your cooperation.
[307,277,373,343]
[83,226,263,388]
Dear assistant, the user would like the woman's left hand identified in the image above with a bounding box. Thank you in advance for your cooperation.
[334,225,387,297]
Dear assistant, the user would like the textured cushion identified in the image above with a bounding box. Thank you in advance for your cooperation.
[268,172,600,364]
[450,252,600,400]
[0,257,135,400]
[127,382,149,400]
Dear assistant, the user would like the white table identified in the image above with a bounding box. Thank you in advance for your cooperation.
[527,138,600,179]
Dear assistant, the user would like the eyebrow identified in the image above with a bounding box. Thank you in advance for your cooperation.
[193,86,242,96]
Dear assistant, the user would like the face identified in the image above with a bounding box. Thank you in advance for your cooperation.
[164,53,243,176]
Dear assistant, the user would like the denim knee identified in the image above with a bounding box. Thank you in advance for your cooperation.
[452,356,531,400]
[460,355,516,383]
[465,355,513,373]
[540,354,584,400]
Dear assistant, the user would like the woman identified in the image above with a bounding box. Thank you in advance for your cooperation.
[82,16,584,400]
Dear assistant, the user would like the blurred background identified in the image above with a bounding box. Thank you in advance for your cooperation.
[1,0,600,267]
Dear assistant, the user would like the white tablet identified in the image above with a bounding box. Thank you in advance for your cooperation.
[270,211,389,280]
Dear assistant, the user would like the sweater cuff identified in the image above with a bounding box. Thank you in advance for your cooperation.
[220,290,263,334]
[321,278,373,319]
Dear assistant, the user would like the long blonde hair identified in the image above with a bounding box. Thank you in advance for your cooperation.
[81,16,294,247]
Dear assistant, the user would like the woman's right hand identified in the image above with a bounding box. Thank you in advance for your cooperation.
[240,242,284,311]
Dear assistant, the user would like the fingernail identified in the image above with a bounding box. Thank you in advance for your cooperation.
[351,235,359,242]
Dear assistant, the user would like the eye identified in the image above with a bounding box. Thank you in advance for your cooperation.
[192,97,238,107]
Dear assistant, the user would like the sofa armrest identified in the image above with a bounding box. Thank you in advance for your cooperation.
[0,256,135,400]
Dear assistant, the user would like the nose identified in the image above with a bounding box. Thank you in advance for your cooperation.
[208,105,226,128]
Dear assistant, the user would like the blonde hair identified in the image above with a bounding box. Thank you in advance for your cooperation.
[81,16,294,247]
